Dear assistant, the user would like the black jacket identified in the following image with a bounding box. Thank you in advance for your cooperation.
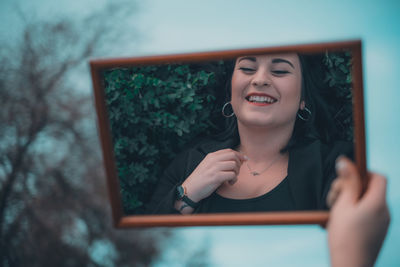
[146,138,353,214]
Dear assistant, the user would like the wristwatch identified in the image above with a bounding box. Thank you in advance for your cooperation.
[176,185,199,208]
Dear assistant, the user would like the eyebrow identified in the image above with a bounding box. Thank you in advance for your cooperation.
[271,58,295,69]
[238,56,295,69]
[238,56,257,63]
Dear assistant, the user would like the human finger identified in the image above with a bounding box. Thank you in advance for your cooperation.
[228,176,238,185]
[326,178,345,208]
[203,151,239,170]
[215,160,241,175]
[212,149,247,163]
[334,156,361,204]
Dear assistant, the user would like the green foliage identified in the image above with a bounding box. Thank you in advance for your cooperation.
[103,53,352,214]
[104,61,231,214]
[322,51,353,141]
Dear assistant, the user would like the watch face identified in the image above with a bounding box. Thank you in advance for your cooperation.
[176,185,184,199]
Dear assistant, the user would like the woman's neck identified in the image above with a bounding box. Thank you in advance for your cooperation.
[236,121,293,163]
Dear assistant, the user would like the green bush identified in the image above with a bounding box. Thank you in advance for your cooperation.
[104,61,232,214]
[322,51,353,141]
[103,53,352,214]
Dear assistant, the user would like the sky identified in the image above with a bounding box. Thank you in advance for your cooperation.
[1,0,399,266]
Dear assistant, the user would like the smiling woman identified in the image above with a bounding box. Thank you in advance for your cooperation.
[232,54,302,131]
[146,52,354,215]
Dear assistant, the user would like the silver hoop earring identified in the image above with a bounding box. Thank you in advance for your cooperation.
[222,102,235,118]
[297,107,311,121]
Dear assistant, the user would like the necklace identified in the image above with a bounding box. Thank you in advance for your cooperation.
[245,154,283,176]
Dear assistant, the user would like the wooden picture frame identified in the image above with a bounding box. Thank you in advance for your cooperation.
[90,40,365,228]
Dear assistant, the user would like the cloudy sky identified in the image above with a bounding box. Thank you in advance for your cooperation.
[1,0,399,266]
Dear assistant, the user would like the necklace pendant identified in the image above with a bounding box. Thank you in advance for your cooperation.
[251,171,260,176]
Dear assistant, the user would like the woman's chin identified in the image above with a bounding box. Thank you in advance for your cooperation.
[237,118,276,129]
[237,116,296,131]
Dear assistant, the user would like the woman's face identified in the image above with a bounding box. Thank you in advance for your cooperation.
[231,53,303,130]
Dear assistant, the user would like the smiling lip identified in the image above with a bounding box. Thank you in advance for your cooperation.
[245,93,278,106]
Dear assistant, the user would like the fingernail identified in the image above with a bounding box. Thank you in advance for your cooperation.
[335,157,348,174]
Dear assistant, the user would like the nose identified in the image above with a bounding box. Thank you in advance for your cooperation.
[251,70,271,87]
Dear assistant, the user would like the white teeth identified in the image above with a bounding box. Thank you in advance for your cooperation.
[248,95,276,103]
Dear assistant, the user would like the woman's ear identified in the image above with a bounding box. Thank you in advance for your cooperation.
[300,100,306,110]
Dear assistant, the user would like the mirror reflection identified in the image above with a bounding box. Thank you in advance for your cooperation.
[103,51,353,215]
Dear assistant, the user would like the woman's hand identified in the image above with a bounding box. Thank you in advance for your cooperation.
[176,149,246,213]
[327,157,390,267]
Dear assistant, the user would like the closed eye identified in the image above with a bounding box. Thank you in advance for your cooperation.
[239,67,256,73]
[271,70,290,75]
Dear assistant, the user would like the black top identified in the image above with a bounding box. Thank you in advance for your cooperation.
[146,137,353,214]
[198,177,295,213]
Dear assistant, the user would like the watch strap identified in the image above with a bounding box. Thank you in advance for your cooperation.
[181,195,199,208]
[176,185,199,208]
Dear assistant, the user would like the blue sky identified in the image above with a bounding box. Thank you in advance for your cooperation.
[2,0,399,266]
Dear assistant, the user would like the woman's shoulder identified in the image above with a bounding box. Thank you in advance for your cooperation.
[305,139,354,176]
[287,139,354,210]
[319,139,354,161]
[295,139,353,156]
[290,139,353,173]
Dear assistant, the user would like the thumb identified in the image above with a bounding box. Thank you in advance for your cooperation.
[359,173,389,212]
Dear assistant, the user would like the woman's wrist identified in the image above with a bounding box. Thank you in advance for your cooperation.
[174,199,195,214]
[175,183,201,214]
[182,181,203,203]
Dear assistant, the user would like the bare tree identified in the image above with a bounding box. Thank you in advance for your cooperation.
[0,2,174,266]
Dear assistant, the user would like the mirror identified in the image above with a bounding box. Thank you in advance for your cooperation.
[90,40,366,227]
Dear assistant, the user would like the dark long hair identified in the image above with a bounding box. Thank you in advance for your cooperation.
[215,54,340,151]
